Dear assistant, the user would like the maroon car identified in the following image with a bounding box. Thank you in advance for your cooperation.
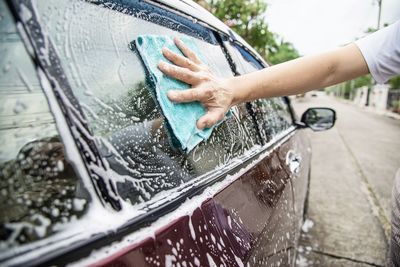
[0,0,335,266]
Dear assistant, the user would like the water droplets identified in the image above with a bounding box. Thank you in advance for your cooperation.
[73,198,87,212]
[301,218,314,233]
[3,61,11,73]
[13,100,27,114]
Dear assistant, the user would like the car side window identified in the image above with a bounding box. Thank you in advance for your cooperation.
[226,42,293,142]
[34,0,260,207]
[0,0,89,252]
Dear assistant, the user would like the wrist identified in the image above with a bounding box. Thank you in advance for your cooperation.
[225,76,244,107]
[218,73,251,108]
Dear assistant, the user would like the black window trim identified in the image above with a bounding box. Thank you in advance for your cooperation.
[3,0,299,265]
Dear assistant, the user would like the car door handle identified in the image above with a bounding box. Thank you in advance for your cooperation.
[286,150,302,174]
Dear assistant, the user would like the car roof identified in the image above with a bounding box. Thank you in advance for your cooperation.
[153,0,230,34]
[152,0,266,65]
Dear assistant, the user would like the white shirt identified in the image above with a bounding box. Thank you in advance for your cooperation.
[355,20,400,84]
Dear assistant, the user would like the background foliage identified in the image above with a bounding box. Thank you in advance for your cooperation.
[194,0,299,64]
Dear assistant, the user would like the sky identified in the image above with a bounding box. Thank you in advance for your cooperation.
[264,0,400,56]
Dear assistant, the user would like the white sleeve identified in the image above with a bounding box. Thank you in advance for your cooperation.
[355,20,400,84]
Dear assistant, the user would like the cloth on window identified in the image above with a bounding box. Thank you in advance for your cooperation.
[134,35,228,151]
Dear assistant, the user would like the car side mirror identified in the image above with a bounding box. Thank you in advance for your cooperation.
[299,108,336,131]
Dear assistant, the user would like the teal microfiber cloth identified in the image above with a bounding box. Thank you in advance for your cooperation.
[134,35,228,152]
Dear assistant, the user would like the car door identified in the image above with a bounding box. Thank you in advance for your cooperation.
[2,0,311,266]
[222,39,312,266]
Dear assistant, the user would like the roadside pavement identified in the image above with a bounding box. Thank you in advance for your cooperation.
[293,93,400,267]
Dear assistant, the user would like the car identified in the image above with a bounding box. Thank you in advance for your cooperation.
[0,0,336,266]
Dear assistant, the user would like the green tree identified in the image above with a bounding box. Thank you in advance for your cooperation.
[353,75,371,88]
[389,76,400,89]
[194,0,299,64]
[268,40,299,65]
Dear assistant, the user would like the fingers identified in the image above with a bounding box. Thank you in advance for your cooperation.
[162,47,199,71]
[174,37,201,64]
[167,86,214,103]
[167,88,203,103]
[158,61,199,85]
[196,110,225,130]
[168,88,226,130]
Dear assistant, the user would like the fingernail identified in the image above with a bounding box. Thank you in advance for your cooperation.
[158,61,166,69]
[167,90,176,98]
[162,47,169,54]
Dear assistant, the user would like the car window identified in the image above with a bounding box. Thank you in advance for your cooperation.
[226,42,264,73]
[0,0,89,253]
[226,41,293,142]
[34,0,260,207]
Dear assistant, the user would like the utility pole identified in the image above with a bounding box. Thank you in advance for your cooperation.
[366,0,383,107]
[376,0,382,29]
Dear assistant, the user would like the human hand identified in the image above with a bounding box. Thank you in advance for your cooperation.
[158,37,234,130]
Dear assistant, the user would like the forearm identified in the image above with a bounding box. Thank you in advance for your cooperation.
[229,43,369,105]
[159,39,370,129]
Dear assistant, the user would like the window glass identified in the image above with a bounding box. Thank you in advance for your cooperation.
[226,42,264,74]
[0,0,89,252]
[35,0,259,206]
[226,42,293,142]
[250,98,293,141]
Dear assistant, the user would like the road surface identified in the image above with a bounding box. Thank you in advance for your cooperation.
[293,93,400,266]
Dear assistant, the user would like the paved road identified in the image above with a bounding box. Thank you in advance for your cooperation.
[292,94,400,267]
